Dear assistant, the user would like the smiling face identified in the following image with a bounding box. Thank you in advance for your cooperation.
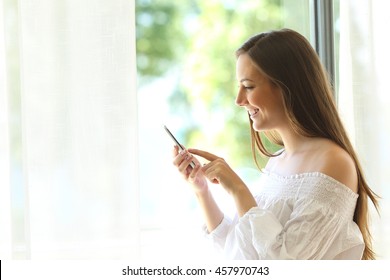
[235,53,287,132]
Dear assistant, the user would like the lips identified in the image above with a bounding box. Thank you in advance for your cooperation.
[248,109,259,118]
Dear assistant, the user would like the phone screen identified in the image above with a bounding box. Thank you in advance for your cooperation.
[164,125,195,168]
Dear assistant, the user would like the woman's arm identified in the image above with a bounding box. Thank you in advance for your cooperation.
[172,146,224,232]
[195,188,224,232]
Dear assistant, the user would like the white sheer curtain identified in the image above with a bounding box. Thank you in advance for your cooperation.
[338,0,390,259]
[0,0,12,258]
[0,0,139,259]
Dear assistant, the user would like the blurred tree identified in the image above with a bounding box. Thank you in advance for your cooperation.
[136,0,192,82]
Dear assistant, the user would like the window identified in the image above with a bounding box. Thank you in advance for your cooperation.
[137,0,389,260]
[136,0,312,260]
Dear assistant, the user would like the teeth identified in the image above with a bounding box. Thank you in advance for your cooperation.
[248,109,259,116]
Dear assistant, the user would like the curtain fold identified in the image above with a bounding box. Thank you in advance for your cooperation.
[1,0,139,259]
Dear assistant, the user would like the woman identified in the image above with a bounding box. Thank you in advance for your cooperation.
[172,29,379,259]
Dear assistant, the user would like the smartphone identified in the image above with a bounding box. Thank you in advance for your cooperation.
[164,125,195,168]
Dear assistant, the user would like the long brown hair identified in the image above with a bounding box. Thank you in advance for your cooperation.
[236,29,380,259]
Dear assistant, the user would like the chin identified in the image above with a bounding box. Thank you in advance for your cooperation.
[252,122,263,132]
[252,120,272,132]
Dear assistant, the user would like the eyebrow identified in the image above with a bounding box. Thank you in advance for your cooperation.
[240,78,255,83]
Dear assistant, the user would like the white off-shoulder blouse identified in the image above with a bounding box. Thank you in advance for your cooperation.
[204,170,365,260]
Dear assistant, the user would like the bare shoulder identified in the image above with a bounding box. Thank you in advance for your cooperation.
[316,141,358,193]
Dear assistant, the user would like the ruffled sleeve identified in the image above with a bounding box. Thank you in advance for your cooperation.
[236,204,363,259]
[204,173,365,260]
[202,215,232,252]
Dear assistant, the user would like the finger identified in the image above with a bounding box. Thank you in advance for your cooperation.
[172,145,179,157]
[172,148,187,167]
[178,152,195,173]
[202,166,220,184]
[188,148,220,162]
[188,161,201,183]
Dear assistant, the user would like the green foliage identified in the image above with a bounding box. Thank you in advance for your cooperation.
[136,0,191,81]
[136,0,283,169]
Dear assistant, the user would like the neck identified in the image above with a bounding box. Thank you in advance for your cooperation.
[277,127,312,156]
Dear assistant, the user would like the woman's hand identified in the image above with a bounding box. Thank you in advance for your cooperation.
[189,148,257,217]
[188,148,247,195]
[173,146,257,217]
[172,145,208,194]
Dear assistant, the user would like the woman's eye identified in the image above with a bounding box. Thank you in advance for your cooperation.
[238,84,254,91]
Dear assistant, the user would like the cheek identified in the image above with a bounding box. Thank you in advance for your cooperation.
[247,91,263,107]
[273,92,286,114]
[248,92,276,111]
[266,87,285,111]
[247,84,285,111]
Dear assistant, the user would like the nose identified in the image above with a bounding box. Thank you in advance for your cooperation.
[235,87,247,106]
